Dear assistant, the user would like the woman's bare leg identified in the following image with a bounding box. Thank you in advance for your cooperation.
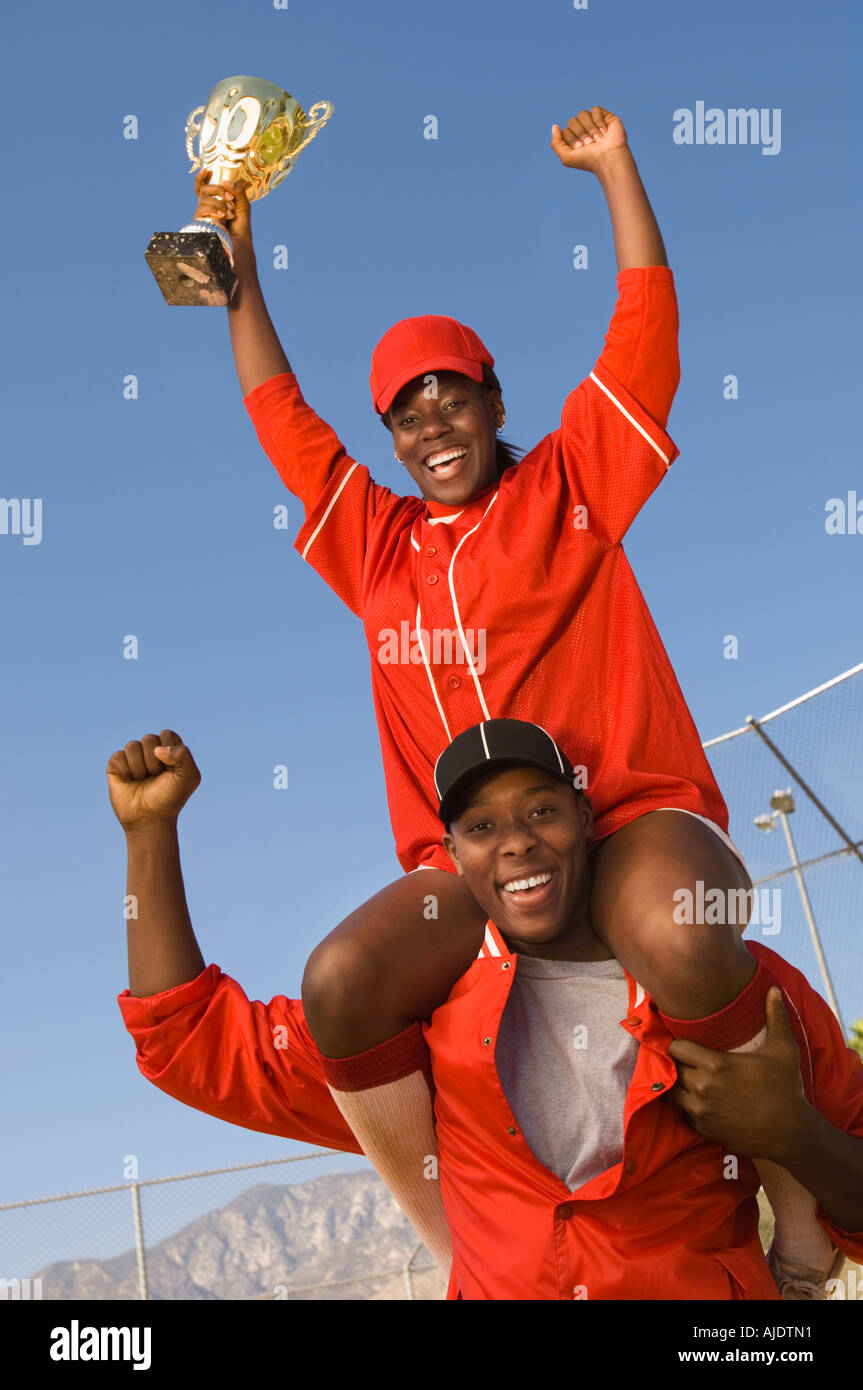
[589,809,835,1292]
[588,809,755,1018]
[302,868,487,1055]
[301,869,487,1271]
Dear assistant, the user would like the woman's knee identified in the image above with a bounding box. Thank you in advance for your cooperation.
[301,870,485,1055]
[301,931,390,1054]
[629,906,756,1006]
[589,811,757,1015]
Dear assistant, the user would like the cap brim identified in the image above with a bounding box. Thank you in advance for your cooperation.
[439,759,573,829]
[377,358,485,416]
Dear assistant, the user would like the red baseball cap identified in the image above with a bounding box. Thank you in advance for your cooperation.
[370,315,495,416]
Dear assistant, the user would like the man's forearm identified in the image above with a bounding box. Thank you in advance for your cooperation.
[124,820,205,999]
[596,146,668,271]
[227,246,293,396]
[775,1105,863,1236]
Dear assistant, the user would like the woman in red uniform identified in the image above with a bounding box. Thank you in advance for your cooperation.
[192,105,831,1295]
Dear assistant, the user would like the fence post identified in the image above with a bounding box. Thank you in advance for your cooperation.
[775,808,845,1030]
[403,1239,424,1301]
[745,715,863,865]
[130,1183,149,1301]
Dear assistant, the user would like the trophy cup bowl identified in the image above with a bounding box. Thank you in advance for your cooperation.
[145,76,333,306]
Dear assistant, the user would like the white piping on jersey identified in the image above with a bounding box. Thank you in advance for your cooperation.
[634,981,646,1009]
[779,987,814,1097]
[446,491,499,720]
[588,371,672,468]
[415,602,453,743]
[410,510,463,554]
[478,924,502,959]
[300,461,362,560]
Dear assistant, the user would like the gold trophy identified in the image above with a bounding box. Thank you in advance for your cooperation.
[145,76,333,306]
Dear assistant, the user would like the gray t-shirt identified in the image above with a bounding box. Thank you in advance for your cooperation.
[495,956,639,1193]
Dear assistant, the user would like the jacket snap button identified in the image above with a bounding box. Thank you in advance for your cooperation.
[482,1036,492,1047]
[507,1126,517,1136]
[502,961,511,970]
[651,1081,665,1092]
[556,1203,574,1221]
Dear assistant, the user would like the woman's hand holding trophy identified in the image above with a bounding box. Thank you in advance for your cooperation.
[145,76,333,307]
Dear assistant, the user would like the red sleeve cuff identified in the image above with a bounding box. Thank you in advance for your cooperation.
[117,963,222,1026]
[242,370,298,413]
[615,265,675,286]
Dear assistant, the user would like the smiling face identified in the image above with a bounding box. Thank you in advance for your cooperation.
[442,765,610,961]
[388,370,503,505]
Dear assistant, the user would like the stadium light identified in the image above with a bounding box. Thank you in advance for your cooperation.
[754,790,844,1030]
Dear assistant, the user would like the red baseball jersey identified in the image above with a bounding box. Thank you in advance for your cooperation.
[245,266,727,872]
[117,938,863,1300]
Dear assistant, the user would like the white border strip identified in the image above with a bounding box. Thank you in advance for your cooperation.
[300,462,361,560]
[447,492,499,719]
[415,603,452,743]
[483,924,501,957]
[588,371,672,467]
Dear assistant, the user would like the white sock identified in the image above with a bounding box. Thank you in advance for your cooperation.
[327,1071,453,1271]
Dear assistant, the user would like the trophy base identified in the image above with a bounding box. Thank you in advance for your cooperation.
[145,231,237,306]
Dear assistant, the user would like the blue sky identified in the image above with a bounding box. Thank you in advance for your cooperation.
[2,0,861,1240]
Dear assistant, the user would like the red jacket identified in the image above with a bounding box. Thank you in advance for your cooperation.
[118,935,863,1300]
[243,267,728,873]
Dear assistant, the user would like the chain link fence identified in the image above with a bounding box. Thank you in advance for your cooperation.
[0,1153,446,1301]
[2,665,861,1300]
[703,662,863,1038]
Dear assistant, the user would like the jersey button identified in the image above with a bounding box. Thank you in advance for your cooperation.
[426,573,438,585]
[651,1081,666,1092]
[625,1015,640,1027]
[556,1203,574,1221]
[425,545,437,557]
[448,675,461,689]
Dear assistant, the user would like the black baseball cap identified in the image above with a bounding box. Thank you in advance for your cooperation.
[434,719,580,828]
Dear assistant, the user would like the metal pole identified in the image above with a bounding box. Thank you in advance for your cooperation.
[403,1239,425,1301]
[777,810,844,1031]
[746,717,863,865]
[130,1183,149,1301]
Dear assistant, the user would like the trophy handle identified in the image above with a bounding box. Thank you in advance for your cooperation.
[185,105,206,169]
[290,100,334,157]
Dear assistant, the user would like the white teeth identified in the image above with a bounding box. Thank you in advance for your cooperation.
[427,448,467,470]
[503,872,553,894]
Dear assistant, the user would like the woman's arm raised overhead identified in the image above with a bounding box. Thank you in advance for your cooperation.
[193,170,293,394]
[551,108,668,271]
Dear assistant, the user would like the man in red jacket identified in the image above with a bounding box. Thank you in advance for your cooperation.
[110,721,863,1300]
